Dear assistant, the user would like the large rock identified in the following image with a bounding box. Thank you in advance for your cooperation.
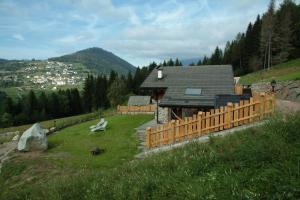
[17,123,48,152]
[251,80,300,102]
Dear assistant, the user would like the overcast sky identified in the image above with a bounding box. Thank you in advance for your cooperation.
[0,0,298,66]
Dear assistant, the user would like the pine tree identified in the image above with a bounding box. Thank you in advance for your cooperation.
[133,68,141,94]
[261,0,275,70]
[57,90,71,117]
[94,76,102,110]
[83,75,94,112]
[289,1,300,58]
[70,88,82,114]
[167,58,174,66]
[126,72,133,93]
[175,58,181,66]
[248,15,263,72]
[202,56,209,65]
[37,92,48,119]
[4,97,14,114]
[148,62,157,72]
[223,41,232,64]
[24,90,38,121]
[107,78,127,107]
[108,70,118,86]
[273,1,294,64]
[210,46,223,65]
[162,60,167,66]
[197,59,202,65]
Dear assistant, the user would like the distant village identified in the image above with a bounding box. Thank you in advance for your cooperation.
[0,61,86,90]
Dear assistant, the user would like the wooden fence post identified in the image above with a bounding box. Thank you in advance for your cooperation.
[184,117,188,139]
[146,127,151,148]
[244,100,249,123]
[197,112,203,136]
[249,97,254,122]
[227,103,233,128]
[205,112,210,133]
[220,107,224,131]
[260,92,266,119]
[210,110,215,131]
[176,120,181,141]
[272,94,275,113]
[239,100,244,125]
[214,109,219,131]
[171,120,176,144]
[234,103,239,126]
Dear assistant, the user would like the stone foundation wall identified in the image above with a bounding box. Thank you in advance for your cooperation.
[251,80,300,102]
[155,106,170,124]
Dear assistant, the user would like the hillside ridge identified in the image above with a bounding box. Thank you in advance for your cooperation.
[49,47,136,75]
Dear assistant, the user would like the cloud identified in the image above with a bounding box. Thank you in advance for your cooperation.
[12,33,24,41]
[109,0,266,63]
[56,35,87,44]
[1,0,297,66]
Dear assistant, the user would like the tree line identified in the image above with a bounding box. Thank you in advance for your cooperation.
[195,0,300,75]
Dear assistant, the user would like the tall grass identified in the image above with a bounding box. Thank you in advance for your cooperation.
[1,112,300,200]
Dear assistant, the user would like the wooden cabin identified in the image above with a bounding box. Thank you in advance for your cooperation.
[140,65,236,123]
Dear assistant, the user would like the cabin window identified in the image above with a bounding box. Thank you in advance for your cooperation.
[185,88,202,96]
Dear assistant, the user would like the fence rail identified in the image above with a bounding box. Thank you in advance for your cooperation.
[117,104,156,113]
[146,92,275,148]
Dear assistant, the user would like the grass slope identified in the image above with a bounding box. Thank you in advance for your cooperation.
[48,114,153,168]
[239,58,300,84]
[0,114,153,198]
[1,112,299,200]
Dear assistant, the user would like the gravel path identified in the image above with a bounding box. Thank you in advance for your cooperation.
[134,119,158,156]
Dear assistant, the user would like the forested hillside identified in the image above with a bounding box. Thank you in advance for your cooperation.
[197,0,300,76]
[0,63,155,128]
[49,47,136,75]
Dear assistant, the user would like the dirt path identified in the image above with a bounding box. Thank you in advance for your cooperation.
[0,141,17,174]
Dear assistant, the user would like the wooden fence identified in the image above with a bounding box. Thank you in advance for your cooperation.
[117,104,156,113]
[146,92,275,148]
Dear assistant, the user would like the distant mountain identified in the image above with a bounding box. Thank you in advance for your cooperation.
[49,47,136,75]
[0,58,7,63]
[181,58,201,66]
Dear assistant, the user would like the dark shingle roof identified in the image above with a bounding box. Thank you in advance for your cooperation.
[214,94,251,108]
[127,96,151,106]
[140,65,235,107]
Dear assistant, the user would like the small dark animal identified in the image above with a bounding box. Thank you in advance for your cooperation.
[90,147,105,156]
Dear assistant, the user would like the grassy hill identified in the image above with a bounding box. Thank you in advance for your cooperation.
[49,47,136,75]
[0,114,153,198]
[239,58,300,84]
[0,112,299,199]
